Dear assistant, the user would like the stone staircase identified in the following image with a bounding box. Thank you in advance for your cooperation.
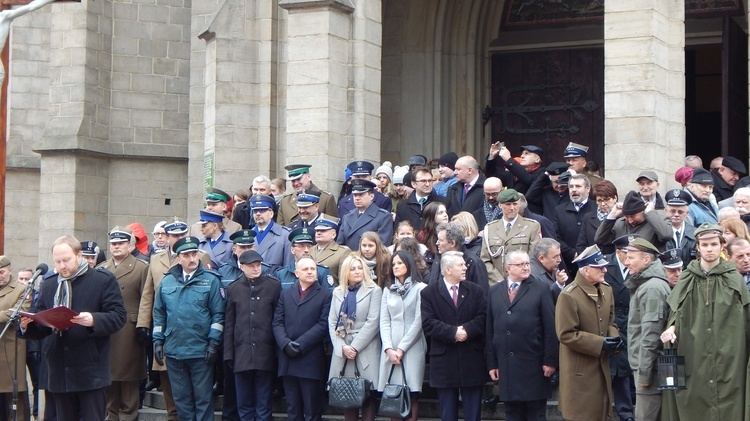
[139,381,564,420]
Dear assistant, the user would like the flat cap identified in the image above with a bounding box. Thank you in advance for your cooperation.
[239,250,263,265]
[497,188,520,204]
[722,156,747,175]
[665,189,692,206]
[572,245,607,268]
[520,145,544,160]
[0,255,11,268]
[637,171,658,182]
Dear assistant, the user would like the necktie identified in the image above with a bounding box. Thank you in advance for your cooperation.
[508,282,519,302]
[674,230,681,246]
[744,273,750,288]
[418,197,426,210]
[463,184,470,203]
[185,274,190,283]
[505,222,512,234]
[450,285,459,307]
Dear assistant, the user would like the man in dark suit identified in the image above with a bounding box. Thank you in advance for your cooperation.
[530,238,568,304]
[337,179,394,250]
[447,156,486,216]
[421,251,487,421]
[272,257,332,421]
[486,250,558,420]
[471,176,503,230]
[395,167,447,231]
[551,173,597,275]
[664,189,696,268]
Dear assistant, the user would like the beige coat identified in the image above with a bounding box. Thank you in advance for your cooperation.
[555,274,619,421]
[311,242,351,282]
[481,216,541,285]
[0,277,29,392]
[98,253,149,381]
[137,249,212,371]
[277,182,338,227]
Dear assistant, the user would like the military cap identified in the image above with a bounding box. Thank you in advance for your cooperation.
[109,226,133,243]
[0,255,11,268]
[347,160,375,176]
[80,241,99,256]
[694,223,723,240]
[351,179,377,194]
[613,233,640,250]
[520,145,544,160]
[198,210,223,225]
[239,250,263,265]
[497,188,520,204]
[288,227,314,244]
[624,237,660,255]
[249,194,275,210]
[722,156,747,175]
[658,249,683,269]
[665,189,692,206]
[229,229,256,246]
[315,216,339,231]
[173,236,200,254]
[164,218,189,235]
[637,170,658,182]
[284,164,312,181]
[622,191,647,216]
[690,168,713,185]
[546,162,570,176]
[297,190,321,207]
[408,155,428,166]
[556,171,572,186]
[563,142,589,159]
[205,187,231,203]
[572,245,607,268]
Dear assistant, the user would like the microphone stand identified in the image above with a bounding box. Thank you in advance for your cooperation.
[0,278,35,421]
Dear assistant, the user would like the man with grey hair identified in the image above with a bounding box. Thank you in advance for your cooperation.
[421,250,487,421]
[718,207,740,222]
[684,155,703,169]
[234,175,274,229]
[278,165,338,226]
[530,238,568,303]
[429,222,489,293]
[447,156,486,215]
[552,173,597,275]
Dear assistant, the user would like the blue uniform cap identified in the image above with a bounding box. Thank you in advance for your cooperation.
[563,142,589,159]
[249,194,276,210]
[347,160,375,176]
[297,190,321,207]
[315,217,338,231]
[198,210,224,224]
[81,241,99,256]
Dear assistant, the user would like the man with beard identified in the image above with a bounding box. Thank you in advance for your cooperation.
[470,176,503,230]
[636,171,665,209]
[727,238,750,289]
[277,165,337,227]
[710,156,746,202]
[664,189,696,268]
[685,168,719,226]
[660,223,750,421]
[623,238,671,421]
[595,191,673,252]
[525,162,570,218]
[551,173,597,275]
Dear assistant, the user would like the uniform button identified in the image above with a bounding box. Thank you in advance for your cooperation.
[507,331,511,335]
[251,311,255,315]
[707,328,712,333]
[507,310,511,315]
[509,352,514,356]
[600,332,604,335]
[597,305,601,308]
[709,380,714,384]
[121,286,125,289]
[599,318,603,322]
[252,342,256,346]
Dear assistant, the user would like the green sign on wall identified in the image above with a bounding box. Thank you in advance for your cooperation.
[204,152,215,193]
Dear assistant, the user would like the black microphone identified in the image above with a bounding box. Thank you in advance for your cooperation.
[30,263,48,283]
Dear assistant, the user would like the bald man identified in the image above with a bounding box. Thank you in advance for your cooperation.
[447,156,486,216]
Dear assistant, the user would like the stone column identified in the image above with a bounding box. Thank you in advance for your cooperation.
[279,0,381,193]
[604,0,685,191]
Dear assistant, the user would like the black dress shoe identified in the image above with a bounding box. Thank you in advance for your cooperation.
[624,418,635,421]
[482,395,500,406]
[144,380,159,391]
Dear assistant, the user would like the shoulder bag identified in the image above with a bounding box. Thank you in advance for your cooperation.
[327,357,372,409]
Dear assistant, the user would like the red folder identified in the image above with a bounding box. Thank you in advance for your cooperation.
[19,306,79,330]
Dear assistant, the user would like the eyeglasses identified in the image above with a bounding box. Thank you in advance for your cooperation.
[596,197,614,203]
[413,179,432,184]
[484,192,500,197]
[508,262,531,267]
[252,208,270,213]
[153,232,167,237]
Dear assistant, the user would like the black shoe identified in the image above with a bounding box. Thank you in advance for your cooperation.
[213,381,223,396]
[624,418,635,421]
[144,380,159,391]
[482,395,500,406]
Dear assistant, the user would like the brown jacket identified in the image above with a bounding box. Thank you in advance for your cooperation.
[310,242,351,282]
[0,277,29,392]
[555,274,618,421]
[98,253,149,381]
[276,182,337,227]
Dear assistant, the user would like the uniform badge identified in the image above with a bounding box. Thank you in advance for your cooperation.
[327,275,334,286]
[670,249,678,259]
[220,288,226,299]
[627,235,636,244]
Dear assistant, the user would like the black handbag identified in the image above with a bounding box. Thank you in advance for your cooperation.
[327,357,372,409]
[378,362,412,419]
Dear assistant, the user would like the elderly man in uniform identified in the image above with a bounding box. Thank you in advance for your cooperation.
[562,141,602,187]
[96,227,149,421]
[685,168,719,226]
[486,250,558,420]
[311,216,351,283]
[338,161,393,215]
[224,250,281,420]
[664,189,696,268]
[197,210,234,269]
[711,156,746,202]
[481,188,541,285]
[190,187,242,236]
[153,237,225,421]
[660,223,750,421]
[0,256,30,420]
[137,218,213,419]
[337,179,394,250]
[658,249,683,288]
[20,235,126,421]
[289,190,336,230]
[556,245,622,421]
[250,194,293,271]
[727,237,750,289]
[81,240,102,268]
[277,165,337,227]
[275,227,334,290]
[623,238,671,421]
[447,156,486,215]
[595,190,674,252]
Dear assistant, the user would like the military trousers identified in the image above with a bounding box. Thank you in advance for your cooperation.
[106,380,140,421]
[635,381,661,421]
[166,357,215,421]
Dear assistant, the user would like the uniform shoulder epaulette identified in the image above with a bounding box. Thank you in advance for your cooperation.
[564,283,579,293]
[486,219,503,226]
[135,257,150,266]
[320,190,333,196]
[376,208,390,215]
[600,281,611,288]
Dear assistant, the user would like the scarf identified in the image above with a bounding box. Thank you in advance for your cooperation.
[54,258,89,309]
[597,209,608,221]
[362,257,378,283]
[151,240,168,254]
[389,276,413,296]
[483,200,502,224]
[335,283,361,339]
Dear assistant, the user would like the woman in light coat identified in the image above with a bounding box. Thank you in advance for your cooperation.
[329,254,383,421]
[378,250,427,421]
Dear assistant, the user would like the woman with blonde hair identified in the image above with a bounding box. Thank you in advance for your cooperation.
[719,219,750,259]
[356,231,392,288]
[451,212,481,258]
[329,254,383,421]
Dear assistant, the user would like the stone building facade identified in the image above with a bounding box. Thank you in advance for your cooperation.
[2,0,747,268]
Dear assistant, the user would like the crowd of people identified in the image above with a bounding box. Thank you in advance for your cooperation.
[2,140,750,421]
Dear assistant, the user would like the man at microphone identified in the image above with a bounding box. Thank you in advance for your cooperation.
[19,235,126,421]
[0,255,30,420]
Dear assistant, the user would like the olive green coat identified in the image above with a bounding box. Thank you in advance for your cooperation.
[555,273,618,421]
[0,277,29,392]
[661,259,750,421]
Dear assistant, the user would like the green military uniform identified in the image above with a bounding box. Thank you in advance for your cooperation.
[311,241,351,283]
[277,182,337,227]
[481,216,541,285]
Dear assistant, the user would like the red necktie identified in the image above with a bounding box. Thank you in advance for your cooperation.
[463,184,470,202]
[451,285,458,307]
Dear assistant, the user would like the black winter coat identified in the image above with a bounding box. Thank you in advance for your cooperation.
[551,200,597,266]
[447,175,486,217]
[604,254,631,377]
[394,191,448,232]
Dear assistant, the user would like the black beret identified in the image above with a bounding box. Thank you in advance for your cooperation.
[722,156,747,175]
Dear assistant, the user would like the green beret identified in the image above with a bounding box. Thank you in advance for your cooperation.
[497,188,520,204]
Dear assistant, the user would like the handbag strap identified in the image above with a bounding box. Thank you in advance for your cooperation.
[338,356,362,378]
[386,360,408,387]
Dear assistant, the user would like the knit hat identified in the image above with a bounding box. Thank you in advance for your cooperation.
[438,152,459,171]
[392,166,409,184]
[375,161,393,181]
[622,191,647,216]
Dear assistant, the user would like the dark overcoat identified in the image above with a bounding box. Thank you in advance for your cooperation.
[447,175,486,216]
[224,274,281,373]
[525,175,569,218]
[23,266,126,393]
[394,191,448,232]
[486,277,558,401]
[420,280,487,388]
[604,254,631,377]
[272,283,332,380]
[551,200,597,266]
[337,203,394,250]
